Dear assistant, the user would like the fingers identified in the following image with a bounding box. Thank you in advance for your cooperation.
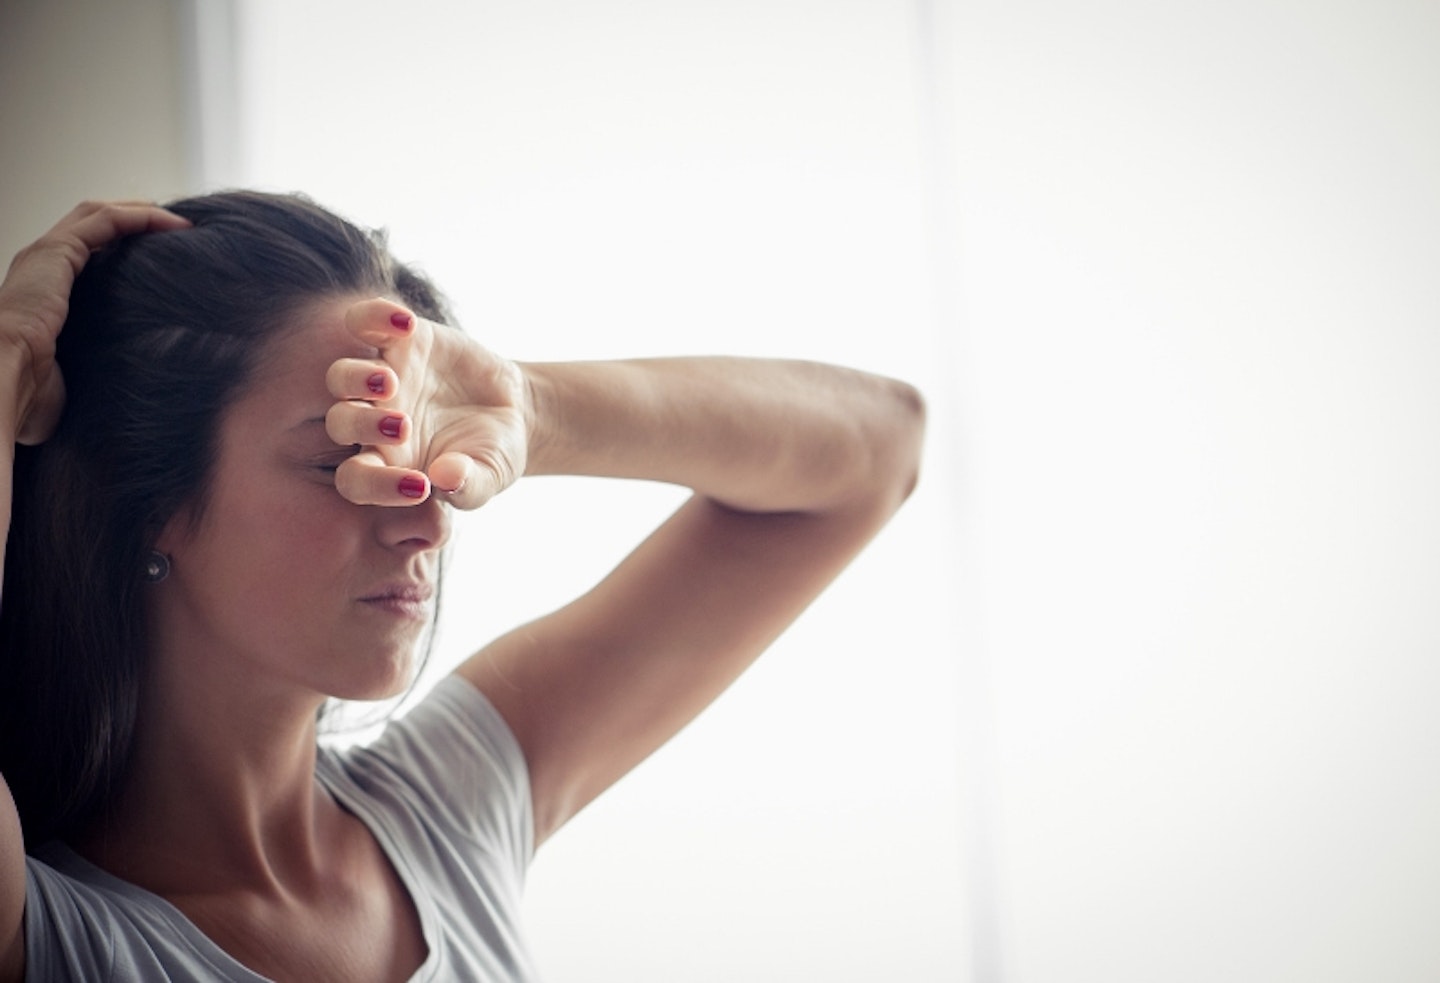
[429,443,525,510]
[9,202,192,282]
[48,201,191,267]
[328,436,515,510]
[57,201,192,248]
[343,296,418,349]
[325,400,410,447]
[325,357,396,401]
[327,297,521,511]
[3,201,187,449]
[426,451,502,510]
[325,301,422,505]
[334,451,432,506]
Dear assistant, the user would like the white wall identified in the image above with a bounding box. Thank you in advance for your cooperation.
[955,2,1440,981]
[0,0,191,258]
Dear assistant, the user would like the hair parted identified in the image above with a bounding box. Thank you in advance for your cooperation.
[0,190,451,846]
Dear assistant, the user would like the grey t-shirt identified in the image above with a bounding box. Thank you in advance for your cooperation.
[22,675,540,981]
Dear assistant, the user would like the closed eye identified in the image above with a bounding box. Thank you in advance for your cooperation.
[315,445,361,474]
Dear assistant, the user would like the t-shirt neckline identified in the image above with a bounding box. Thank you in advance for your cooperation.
[34,759,441,983]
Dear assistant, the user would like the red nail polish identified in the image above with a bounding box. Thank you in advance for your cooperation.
[367,372,387,394]
[379,415,403,439]
[390,312,413,331]
[398,475,427,498]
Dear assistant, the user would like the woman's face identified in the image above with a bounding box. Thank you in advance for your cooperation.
[152,296,450,705]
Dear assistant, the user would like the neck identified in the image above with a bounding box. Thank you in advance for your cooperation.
[73,646,342,900]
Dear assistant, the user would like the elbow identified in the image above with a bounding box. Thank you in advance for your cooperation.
[889,378,926,503]
[845,376,925,515]
[765,369,928,517]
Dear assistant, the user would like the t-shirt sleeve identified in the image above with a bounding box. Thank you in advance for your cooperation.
[23,860,114,981]
[24,853,267,983]
[338,674,534,874]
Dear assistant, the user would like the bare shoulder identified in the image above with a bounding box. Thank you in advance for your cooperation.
[0,774,24,983]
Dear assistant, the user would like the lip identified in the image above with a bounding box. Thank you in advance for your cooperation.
[357,582,435,619]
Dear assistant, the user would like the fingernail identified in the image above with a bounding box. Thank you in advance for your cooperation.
[390,312,413,331]
[398,475,427,499]
[378,415,403,439]
[367,372,387,394]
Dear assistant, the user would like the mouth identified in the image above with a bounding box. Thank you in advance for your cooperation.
[357,582,435,619]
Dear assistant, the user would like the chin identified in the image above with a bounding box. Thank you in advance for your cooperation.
[330,647,423,703]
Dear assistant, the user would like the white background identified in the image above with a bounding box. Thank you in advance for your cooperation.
[954,4,1440,982]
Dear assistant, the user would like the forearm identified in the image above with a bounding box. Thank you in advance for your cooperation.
[520,357,925,514]
[0,346,24,582]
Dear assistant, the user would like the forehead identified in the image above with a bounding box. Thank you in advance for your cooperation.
[253,295,380,399]
[211,296,382,443]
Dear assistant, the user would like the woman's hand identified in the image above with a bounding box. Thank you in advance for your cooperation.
[0,200,191,444]
[324,297,530,509]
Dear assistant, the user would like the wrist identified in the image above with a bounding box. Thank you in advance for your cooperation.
[516,361,560,477]
[0,342,29,440]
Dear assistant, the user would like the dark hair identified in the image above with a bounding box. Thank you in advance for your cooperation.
[0,190,451,846]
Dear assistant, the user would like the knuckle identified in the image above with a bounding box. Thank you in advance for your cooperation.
[334,460,371,503]
[324,403,357,443]
[10,235,85,279]
[324,361,349,396]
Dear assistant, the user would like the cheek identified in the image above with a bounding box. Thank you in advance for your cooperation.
[191,496,366,655]
[203,489,364,592]
[270,497,358,556]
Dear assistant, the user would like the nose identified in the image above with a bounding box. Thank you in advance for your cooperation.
[375,493,452,553]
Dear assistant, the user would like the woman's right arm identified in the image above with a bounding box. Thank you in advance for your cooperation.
[0,335,25,981]
[0,201,190,983]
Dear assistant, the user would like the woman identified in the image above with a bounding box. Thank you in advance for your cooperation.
[0,194,923,981]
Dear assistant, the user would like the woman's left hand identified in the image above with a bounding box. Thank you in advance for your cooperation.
[323,297,529,509]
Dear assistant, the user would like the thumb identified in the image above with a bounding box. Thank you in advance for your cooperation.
[428,450,516,511]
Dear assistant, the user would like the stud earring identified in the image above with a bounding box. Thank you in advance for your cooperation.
[143,550,171,583]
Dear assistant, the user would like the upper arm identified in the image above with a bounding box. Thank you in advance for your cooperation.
[457,487,906,847]
[1,358,26,981]
[0,773,25,983]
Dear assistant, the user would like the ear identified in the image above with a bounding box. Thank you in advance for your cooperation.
[151,501,201,558]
